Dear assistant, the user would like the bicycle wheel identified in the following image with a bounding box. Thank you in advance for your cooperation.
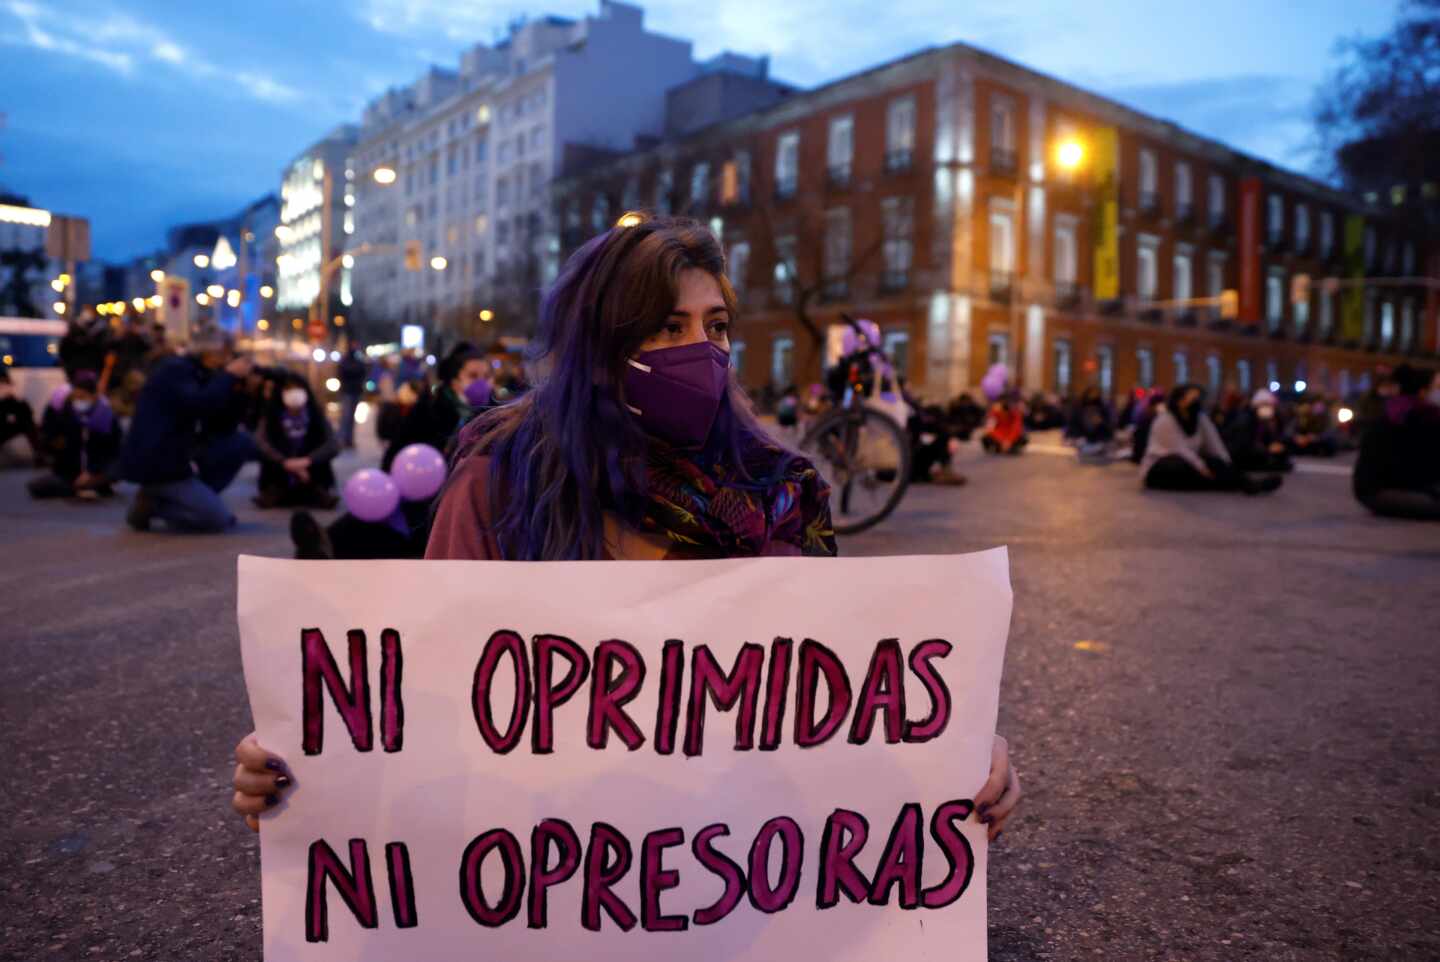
[798,406,912,535]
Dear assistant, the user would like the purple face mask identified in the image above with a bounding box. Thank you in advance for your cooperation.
[622,340,730,448]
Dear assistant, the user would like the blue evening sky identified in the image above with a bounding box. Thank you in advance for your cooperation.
[0,0,1399,261]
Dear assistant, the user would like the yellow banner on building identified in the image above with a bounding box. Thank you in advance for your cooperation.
[1092,127,1120,301]
[1340,214,1365,342]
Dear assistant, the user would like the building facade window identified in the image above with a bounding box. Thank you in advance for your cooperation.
[881,196,914,290]
[690,161,710,208]
[720,151,751,205]
[728,241,749,297]
[886,96,916,171]
[1206,355,1222,394]
[1054,218,1078,296]
[1138,148,1157,211]
[989,207,1015,296]
[590,193,610,232]
[1318,289,1334,338]
[1137,347,1154,388]
[1295,204,1310,252]
[1097,344,1114,395]
[990,97,1016,172]
[1400,298,1416,350]
[771,335,794,387]
[1266,268,1285,332]
[1380,300,1395,347]
[1175,162,1192,219]
[1173,247,1193,310]
[1053,339,1072,394]
[1267,193,1284,245]
[655,168,673,214]
[1236,358,1252,392]
[883,330,911,378]
[1294,283,1310,334]
[1266,359,1280,391]
[1208,173,1226,227]
[1319,210,1334,259]
[1207,252,1226,318]
[828,115,854,184]
[987,331,1009,367]
[773,234,796,304]
[775,132,800,198]
[1172,350,1188,385]
[1137,235,1159,301]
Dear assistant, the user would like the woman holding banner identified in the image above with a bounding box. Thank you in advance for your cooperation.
[233,215,1020,839]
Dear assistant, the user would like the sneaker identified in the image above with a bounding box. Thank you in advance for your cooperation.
[126,490,155,531]
[290,510,333,560]
[932,469,969,486]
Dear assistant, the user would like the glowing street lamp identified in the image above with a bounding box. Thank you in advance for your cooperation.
[53,301,66,315]
[430,256,448,271]
[226,289,242,308]
[257,319,270,331]
[260,284,274,298]
[50,279,64,292]
[131,297,146,311]
[196,292,210,306]
[478,309,494,322]
[193,253,210,268]
[206,284,224,298]
[148,294,161,307]
[373,167,397,185]
[1056,138,1085,172]
[150,269,165,283]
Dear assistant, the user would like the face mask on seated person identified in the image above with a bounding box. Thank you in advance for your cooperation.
[283,389,308,410]
[71,399,94,414]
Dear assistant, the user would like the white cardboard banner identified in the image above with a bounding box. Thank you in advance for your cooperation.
[237,550,1011,962]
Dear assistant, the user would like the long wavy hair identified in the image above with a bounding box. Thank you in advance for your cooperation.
[451,215,787,560]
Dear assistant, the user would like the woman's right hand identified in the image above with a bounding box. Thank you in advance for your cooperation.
[232,732,291,832]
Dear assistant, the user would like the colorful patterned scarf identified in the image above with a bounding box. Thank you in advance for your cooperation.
[634,441,837,557]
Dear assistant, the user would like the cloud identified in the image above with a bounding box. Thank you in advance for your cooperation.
[1,0,300,106]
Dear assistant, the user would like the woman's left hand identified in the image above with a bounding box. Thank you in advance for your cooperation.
[974,733,1021,843]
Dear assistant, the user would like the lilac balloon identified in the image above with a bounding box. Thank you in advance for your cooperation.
[390,443,446,502]
[981,363,1009,401]
[343,468,400,522]
[50,383,72,410]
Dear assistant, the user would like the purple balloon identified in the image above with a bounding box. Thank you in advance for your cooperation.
[50,383,72,410]
[390,443,446,502]
[343,468,400,522]
[981,363,1009,401]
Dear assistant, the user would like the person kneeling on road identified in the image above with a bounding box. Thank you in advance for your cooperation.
[1142,384,1281,495]
[27,369,123,500]
[120,327,255,532]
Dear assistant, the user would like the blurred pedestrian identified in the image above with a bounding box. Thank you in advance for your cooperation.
[27,369,122,499]
[58,306,113,385]
[1142,384,1281,495]
[1289,397,1339,457]
[1353,364,1440,520]
[981,393,1029,455]
[1065,384,1115,460]
[120,327,254,532]
[0,367,42,467]
[1221,388,1293,473]
[336,347,368,449]
[379,343,485,470]
[253,373,340,509]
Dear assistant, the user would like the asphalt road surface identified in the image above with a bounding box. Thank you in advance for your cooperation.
[2,435,1436,961]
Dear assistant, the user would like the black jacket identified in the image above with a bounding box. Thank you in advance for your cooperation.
[120,356,238,484]
[1354,399,1440,499]
[41,402,123,481]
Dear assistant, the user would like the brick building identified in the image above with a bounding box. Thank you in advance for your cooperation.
[551,43,1440,401]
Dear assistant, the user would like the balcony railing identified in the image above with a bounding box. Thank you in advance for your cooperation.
[826,163,853,190]
[990,147,1018,177]
[884,148,913,175]
[820,277,849,302]
[989,270,1015,303]
[1139,305,1164,324]
[1053,280,1081,310]
[879,269,909,295]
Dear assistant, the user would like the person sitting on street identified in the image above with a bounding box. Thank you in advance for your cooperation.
[27,370,123,500]
[1127,388,1166,464]
[120,327,255,533]
[1024,391,1065,431]
[981,392,1029,454]
[1143,384,1281,495]
[1220,388,1294,473]
[1352,364,1440,521]
[946,392,986,440]
[1064,384,1115,459]
[1288,396,1339,457]
[253,373,340,510]
[0,367,43,467]
[380,343,487,470]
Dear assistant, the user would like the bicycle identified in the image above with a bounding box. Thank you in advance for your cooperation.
[796,316,912,535]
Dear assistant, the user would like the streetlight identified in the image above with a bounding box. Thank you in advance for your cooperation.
[342,254,354,268]
[194,253,210,268]
[206,283,224,298]
[430,256,448,271]
[373,167,397,185]
[52,301,66,315]
[50,279,64,292]
[196,293,210,306]
[1056,138,1085,172]
[260,284,274,298]
[148,294,161,307]
[479,309,494,323]
[226,289,241,308]
[257,319,270,331]
[131,297,145,311]
[150,269,164,283]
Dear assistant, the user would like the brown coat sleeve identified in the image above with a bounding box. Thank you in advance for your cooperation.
[424,455,502,560]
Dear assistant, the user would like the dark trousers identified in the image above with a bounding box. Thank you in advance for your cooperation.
[139,431,256,532]
[1144,454,1247,492]
[326,513,427,559]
